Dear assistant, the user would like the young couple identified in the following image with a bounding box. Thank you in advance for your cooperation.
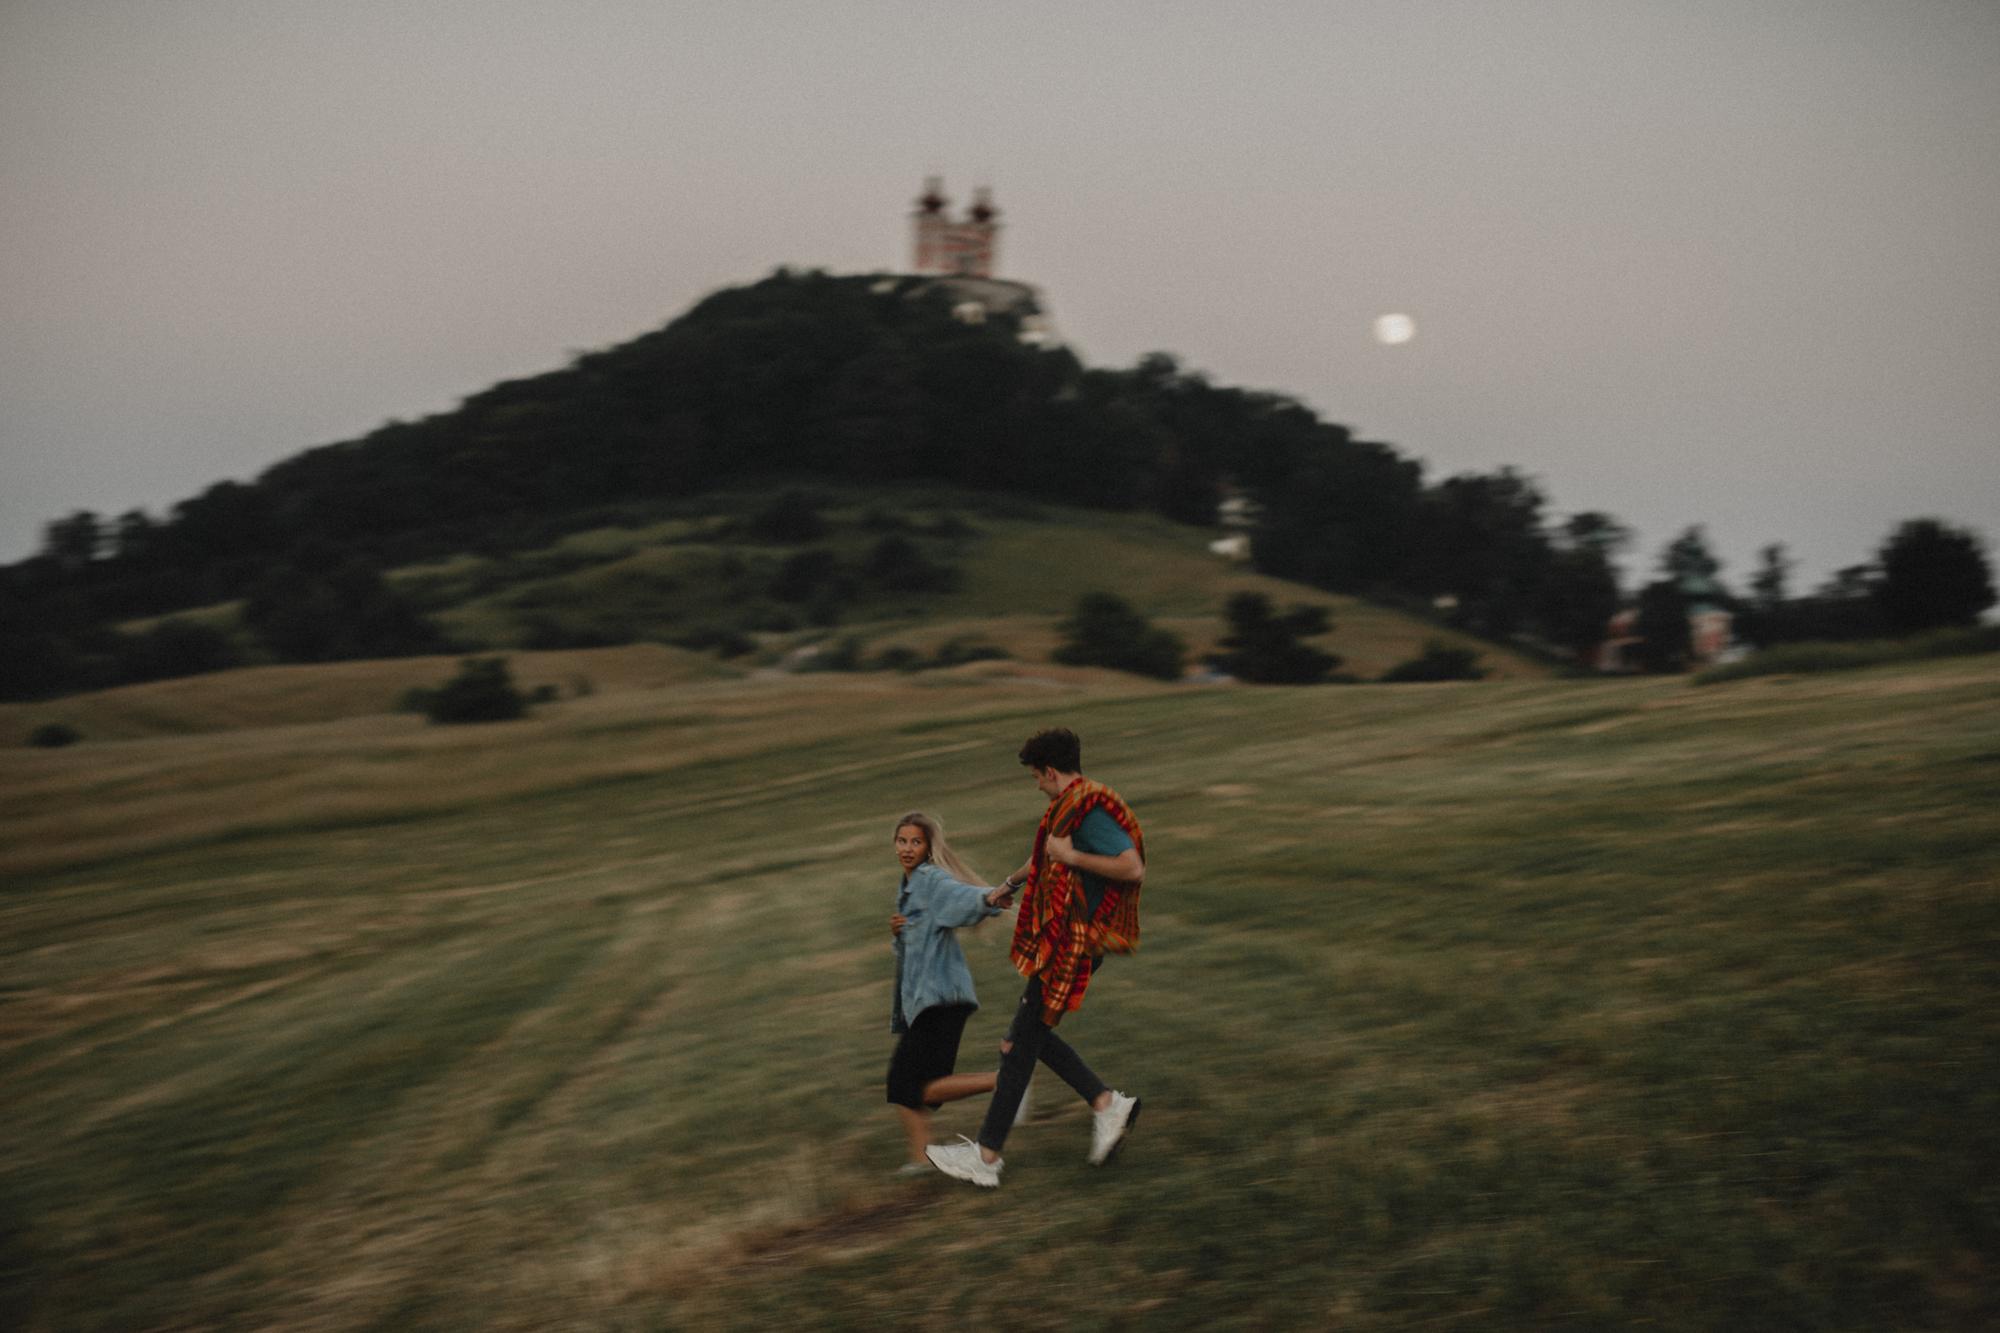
[885,727,1145,1189]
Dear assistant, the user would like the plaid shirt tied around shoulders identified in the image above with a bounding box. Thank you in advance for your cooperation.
[1010,778,1145,1026]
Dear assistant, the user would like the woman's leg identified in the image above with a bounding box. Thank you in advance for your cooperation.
[896,1105,932,1164]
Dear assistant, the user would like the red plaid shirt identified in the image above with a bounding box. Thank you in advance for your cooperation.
[1010,778,1145,1026]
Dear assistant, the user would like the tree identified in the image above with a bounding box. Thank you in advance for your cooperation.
[1660,525,1724,586]
[1750,543,1791,608]
[1535,513,1627,659]
[1560,511,1632,559]
[1404,469,1554,640]
[1212,591,1341,684]
[1873,519,1996,633]
[1052,592,1186,680]
[1628,579,1692,673]
[41,512,104,572]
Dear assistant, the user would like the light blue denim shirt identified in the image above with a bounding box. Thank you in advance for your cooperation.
[891,861,1004,1033]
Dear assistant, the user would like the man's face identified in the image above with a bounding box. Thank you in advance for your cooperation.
[1032,766,1065,800]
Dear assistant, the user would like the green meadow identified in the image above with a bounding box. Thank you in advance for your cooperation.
[3,656,1997,1330]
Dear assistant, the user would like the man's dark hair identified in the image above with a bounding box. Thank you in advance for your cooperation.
[1019,727,1082,773]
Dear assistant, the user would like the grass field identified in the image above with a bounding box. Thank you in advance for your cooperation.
[3,656,1996,1330]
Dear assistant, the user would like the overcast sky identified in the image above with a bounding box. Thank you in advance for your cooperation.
[3,0,1996,591]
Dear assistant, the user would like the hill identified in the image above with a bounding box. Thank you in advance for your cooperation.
[5,270,1623,702]
[2,655,1994,1328]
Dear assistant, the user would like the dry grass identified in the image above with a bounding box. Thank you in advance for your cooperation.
[0,662,1164,879]
[0,642,738,747]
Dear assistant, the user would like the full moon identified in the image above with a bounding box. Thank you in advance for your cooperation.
[1374,313,1415,344]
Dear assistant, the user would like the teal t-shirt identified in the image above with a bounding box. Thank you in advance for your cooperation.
[1073,807,1135,918]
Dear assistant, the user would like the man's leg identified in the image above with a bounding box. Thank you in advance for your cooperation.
[977,982,1109,1158]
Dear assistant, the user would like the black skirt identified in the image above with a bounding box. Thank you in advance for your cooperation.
[886,1003,976,1109]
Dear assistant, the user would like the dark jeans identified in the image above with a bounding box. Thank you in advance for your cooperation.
[976,976,1108,1153]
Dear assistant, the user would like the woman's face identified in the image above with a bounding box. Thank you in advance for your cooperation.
[895,824,930,873]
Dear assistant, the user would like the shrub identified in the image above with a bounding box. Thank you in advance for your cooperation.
[1381,641,1488,682]
[1052,593,1186,680]
[770,549,846,603]
[423,657,529,723]
[1212,592,1340,684]
[868,638,1010,673]
[672,624,758,659]
[928,637,1009,668]
[28,722,81,748]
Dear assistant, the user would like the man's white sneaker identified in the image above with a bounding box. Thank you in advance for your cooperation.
[926,1135,1002,1188]
[1088,1091,1141,1165]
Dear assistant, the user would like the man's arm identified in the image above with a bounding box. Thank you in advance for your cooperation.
[1044,835,1144,884]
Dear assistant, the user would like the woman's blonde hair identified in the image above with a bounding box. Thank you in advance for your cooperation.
[894,811,987,887]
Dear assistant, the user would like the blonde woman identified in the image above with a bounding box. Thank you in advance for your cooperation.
[885,812,1017,1172]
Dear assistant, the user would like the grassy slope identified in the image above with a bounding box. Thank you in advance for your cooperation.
[0,643,738,748]
[2,660,1995,1331]
[13,504,1545,745]
[857,507,1543,683]
[421,501,1555,682]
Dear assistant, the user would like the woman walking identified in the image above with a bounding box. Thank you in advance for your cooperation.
[885,812,1017,1172]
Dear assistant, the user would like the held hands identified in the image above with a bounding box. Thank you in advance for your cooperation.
[986,884,1017,909]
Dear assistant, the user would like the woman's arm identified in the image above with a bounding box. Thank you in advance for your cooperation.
[913,866,1012,927]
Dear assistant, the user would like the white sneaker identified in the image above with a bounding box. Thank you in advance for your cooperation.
[1088,1091,1141,1165]
[892,1160,931,1176]
[926,1135,1002,1188]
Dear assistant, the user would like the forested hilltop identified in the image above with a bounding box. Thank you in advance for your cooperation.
[7,269,1637,701]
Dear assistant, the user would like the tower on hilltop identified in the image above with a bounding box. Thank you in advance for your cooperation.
[911,178,1000,277]
[898,178,1054,346]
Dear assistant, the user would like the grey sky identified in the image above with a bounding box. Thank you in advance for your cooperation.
[3,0,1996,592]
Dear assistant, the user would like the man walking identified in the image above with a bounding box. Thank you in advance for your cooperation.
[928,727,1145,1187]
